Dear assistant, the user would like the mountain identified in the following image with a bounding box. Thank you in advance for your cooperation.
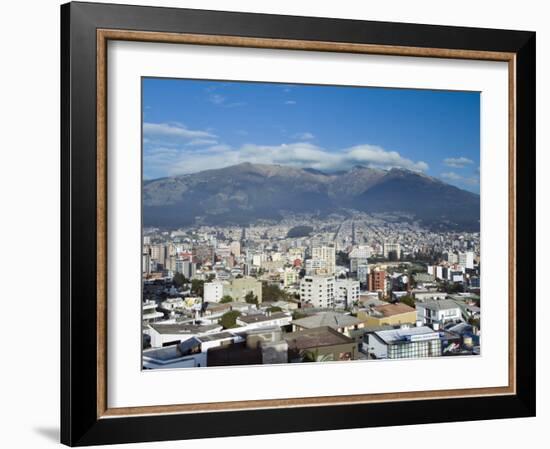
[143,162,479,230]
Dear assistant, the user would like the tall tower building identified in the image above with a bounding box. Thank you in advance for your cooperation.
[312,245,336,275]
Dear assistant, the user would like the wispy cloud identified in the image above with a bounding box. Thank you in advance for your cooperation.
[144,140,429,178]
[185,138,219,147]
[143,122,215,140]
[293,132,314,140]
[443,156,474,168]
[208,94,226,105]
[208,93,246,108]
[440,171,479,186]
[285,100,297,105]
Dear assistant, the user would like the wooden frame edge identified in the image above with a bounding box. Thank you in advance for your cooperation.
[95,28,517,419]
[97,29,108,418]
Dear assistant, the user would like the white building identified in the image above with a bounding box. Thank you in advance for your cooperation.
[335,279,360,307]
[236,311,293,330]
[458,251,474,270]
[312,245,336,275]
[349,246,370,273]
[175,259,195,279]
[160,297,185,311]
[147,323,223,348]
[252,253,267,267]
[142,300,163,323]
[143,341,207,369]
[305,258,327,275]
[383,241,401,259]
[203,281,226,302]
[300,275,335,308]
[416,299,463,326]
[229,241,241,257]
[428,265,445,280]
[366,326,442,359]
[357,264,369,283]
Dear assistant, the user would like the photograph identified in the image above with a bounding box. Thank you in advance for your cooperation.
[56,2,536,445]
[141,78,482,369]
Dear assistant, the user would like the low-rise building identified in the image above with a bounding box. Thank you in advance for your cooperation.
[284,326,357,362]
[236,311,292,330]
[224,277,263,303]
[357,302,417,327]
[416,299,463,326]
[291,311,364,337]
[148,322,223,348]
[142,300,164,323]
[203,281,226,302]
[366,326,442,359]
[142,338,206,369]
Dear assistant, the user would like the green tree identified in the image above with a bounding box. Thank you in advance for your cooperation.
[266,306,282,313]
[220,311,241,329]
[220,295,233,304]
[399,295,416,308]
[262,283,290,302]
[292,311,307,320]
[336,251,350,267]
[468,317,480,329]
[172,272,186,288]
[191,279,205,297]
[301,349,334,363]
[244,291,258,305]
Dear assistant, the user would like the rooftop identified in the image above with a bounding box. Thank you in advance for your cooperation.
[284,326,354,350]
[197,331,236,342]
[372,303,416,317]
[149,323,221,335]
[292,311,362,330]
[237,312,289,324]
[143,337,201,361]
[419,299,460,311]
[207,342,263,367]
[374,326,439,344]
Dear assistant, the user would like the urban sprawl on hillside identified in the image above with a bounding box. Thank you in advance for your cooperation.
[142,213,480,369]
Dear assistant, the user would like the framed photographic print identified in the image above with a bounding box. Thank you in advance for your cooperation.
[60,1,536,446]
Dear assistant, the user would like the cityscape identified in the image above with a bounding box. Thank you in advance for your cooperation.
[141,79,481,369]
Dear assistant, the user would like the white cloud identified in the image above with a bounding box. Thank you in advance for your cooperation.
[443,156,474,168]
[346,145,429,172]
[440,171,479,186]
[209,94,226,105]
[440,171,462,181]
[185,139,218,147]
[285,100,297,105]
[293,132,314,140]
[143,122,215,140]
[207,94,245,108]
[145,140,430,178]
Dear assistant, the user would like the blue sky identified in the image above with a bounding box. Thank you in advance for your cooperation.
[143,78,480,193]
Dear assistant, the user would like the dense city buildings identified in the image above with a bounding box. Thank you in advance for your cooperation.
[142,213,481,368]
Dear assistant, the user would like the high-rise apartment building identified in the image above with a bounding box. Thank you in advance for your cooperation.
[300,275,335,308]
[312,245,336,275]
[368,269,387,294]
[335,279,360,307]
[383,241,401,260]
[458,251,474,270]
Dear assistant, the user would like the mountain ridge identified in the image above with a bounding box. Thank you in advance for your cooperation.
[143,163,479,231]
